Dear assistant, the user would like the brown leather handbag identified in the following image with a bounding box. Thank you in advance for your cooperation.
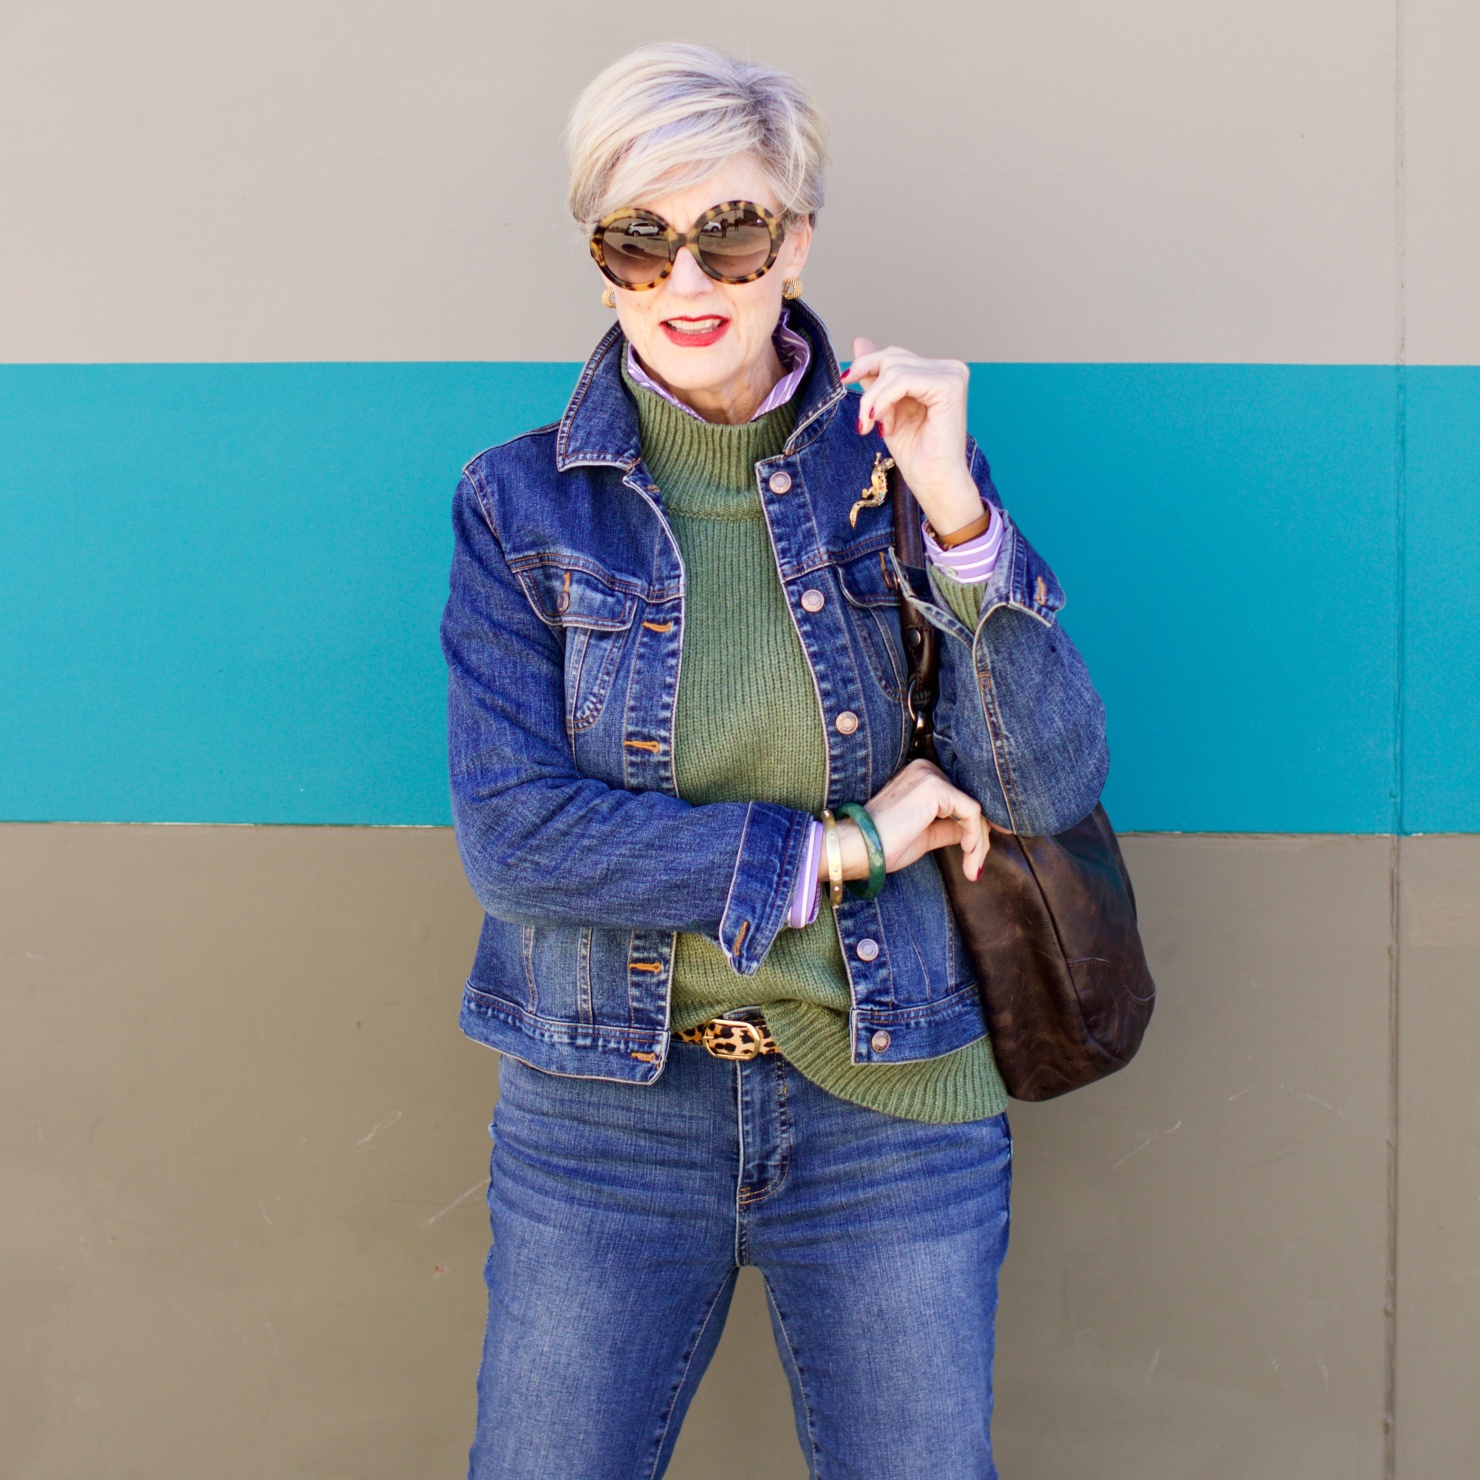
[892,483,1155,1101]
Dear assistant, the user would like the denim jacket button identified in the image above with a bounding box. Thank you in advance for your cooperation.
[768,470,793,494]
[835,710,859,735]
[801,588,826,613]
[856,937,880,962]
[870,1029,891,1053]
[555,591,570,614]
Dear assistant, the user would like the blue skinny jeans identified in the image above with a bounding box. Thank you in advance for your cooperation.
[469,1042,1013,1479]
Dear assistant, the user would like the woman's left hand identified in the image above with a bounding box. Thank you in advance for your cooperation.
[843,338,985,538]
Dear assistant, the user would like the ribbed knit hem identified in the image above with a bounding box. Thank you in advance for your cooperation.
[760,1000,1008,1124]
[670,993,1008,1124]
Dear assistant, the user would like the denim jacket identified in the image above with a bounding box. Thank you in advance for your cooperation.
[442,301,1108,1084]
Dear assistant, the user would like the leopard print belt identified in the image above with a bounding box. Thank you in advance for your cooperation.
[676,1015,779,1061]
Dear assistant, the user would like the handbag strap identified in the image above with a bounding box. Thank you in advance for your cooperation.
[890,471,940,759]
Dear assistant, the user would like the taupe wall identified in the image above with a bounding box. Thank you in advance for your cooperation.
[3,0,1478,366]
[1395,840,1480,1476]
[5,825,1475,1478]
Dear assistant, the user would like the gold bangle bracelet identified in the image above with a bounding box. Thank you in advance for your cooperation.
[820,809,844,908]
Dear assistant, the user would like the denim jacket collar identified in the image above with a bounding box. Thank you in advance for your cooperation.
[553,297,849,475]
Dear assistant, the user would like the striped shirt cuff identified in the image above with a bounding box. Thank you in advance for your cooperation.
[788,820,824,929]
[922,508,1003,584]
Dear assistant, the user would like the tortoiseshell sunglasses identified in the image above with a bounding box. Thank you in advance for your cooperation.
[589,200,789,290]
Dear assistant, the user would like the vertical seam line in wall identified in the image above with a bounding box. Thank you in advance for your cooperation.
[1385,0,1406,1473]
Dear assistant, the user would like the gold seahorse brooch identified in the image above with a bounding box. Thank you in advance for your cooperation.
[849,452,895,528]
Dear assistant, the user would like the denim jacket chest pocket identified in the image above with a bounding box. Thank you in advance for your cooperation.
[835,545,908,703]
[513,559,637,734]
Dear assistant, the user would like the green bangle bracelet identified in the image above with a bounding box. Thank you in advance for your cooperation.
[837,803,887,901]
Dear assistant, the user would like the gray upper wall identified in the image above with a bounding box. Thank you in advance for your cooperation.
[1,0,1475,365]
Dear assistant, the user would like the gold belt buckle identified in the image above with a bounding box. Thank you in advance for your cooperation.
[701,1017,766,1061]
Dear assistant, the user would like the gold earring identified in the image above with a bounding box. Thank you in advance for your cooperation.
[782,277,803,300]
[602,286,617,309]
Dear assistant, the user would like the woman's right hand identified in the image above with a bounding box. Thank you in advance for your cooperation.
[832,758,992,885]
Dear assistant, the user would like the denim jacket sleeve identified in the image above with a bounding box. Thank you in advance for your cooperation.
[441,473,811,976]
[901,443,1109,836]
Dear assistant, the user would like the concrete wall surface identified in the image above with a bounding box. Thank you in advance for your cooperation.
[3,1,1479,1477]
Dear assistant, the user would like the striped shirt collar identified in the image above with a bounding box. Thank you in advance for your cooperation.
[622,306,811,424]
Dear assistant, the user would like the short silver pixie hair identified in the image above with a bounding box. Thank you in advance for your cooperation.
[567,43,828,227]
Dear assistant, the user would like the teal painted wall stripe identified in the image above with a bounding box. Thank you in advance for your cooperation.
[0,363,1474,831]
[966,365,1401,833]
[1404,369,1480,833]
[0,364,573,827]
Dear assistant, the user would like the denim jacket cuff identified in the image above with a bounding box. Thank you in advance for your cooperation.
[897,515,1066,651]
[718,802,815,975]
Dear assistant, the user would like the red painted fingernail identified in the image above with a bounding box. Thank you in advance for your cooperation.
[857,417,865,434]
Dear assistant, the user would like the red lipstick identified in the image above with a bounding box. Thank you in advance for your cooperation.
[659,315,730,348]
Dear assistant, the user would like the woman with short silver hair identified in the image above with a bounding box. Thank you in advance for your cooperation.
[443,42,1107,1479]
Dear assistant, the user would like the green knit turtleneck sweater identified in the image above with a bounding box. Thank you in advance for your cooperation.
[625,362,1007,1124]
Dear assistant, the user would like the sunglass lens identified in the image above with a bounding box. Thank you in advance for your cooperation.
[696,206,775,281]
[599,218,670,286]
